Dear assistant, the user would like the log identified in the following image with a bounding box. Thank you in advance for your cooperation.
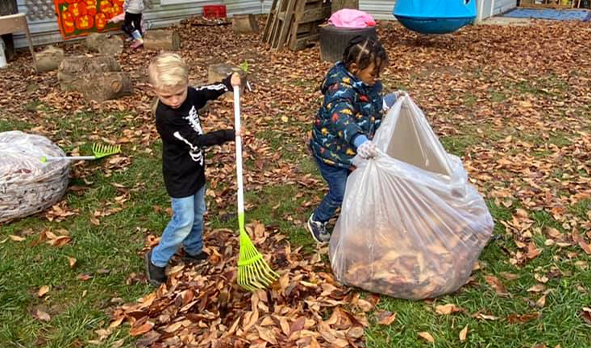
[143,30,181,51]
[233,14,259,34]
[70,72,133,102]
[35,46,64,72]
[58,56,120,91]
[331,0,359,12]
[85,33,124,56]
[207,63,248,101]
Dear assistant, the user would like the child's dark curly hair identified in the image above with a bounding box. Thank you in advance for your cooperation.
[342,35,388,77]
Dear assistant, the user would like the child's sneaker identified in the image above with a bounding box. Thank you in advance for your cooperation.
[130,40,143,49]
[182,251,208,264]
[144,249,167,286]
[307,214,330,243]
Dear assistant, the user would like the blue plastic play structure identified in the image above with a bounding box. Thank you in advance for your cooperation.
[393,0,477,34]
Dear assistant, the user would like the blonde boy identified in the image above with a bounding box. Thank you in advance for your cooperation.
[145,53,240,286]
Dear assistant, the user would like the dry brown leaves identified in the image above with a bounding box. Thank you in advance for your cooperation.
[103,223,369,347]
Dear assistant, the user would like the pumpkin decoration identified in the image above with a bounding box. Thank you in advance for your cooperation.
[75,13,94,30]
[86,0,97,16]
[62,10,75,33]
[68,1,87,17]
[95,12,107,30]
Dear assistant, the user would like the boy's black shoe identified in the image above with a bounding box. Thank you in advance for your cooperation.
[181,251,208,264]
[144,249,167,287]
[307,214,331,243]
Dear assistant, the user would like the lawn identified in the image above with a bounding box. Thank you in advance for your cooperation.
[1,17,591,348]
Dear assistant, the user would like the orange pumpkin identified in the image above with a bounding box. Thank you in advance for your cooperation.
[75,14,94,30]
[95,12,107,30]
[111,3,122,17]
[112,0,124,7]
[99,0,112,13]
[62,13,76,33]
[86,0,97,16]
[68,1,87,17]
[66,0,78,4]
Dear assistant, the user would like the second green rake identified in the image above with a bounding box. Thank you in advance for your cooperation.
[41,143,121,163]
[233,85,279,291]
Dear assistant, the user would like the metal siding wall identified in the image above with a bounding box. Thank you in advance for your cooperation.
[493,0,516,14]
[14,0,262,48]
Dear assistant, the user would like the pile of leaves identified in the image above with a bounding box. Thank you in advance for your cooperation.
[100,223,385,347]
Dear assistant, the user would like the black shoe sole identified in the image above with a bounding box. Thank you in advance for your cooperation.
[307,219,326,244]
[144,251,164,287]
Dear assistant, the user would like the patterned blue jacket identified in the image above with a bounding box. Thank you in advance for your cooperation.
[310,62,384,169]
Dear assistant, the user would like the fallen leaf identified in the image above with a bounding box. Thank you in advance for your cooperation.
[418,331,435,343]
[9,235,25,242]
[375,310,397,325]
[507,312,540,324]
[435,304,464,315]
[67,257,77,268]
[485,275,509,296]
[130,321,154,336]
[38,285,50,298]
[459,325,468,342]
[528,284,546,293]
[535,294,547,308]
[33,309,51,321]
[581,307,591,325]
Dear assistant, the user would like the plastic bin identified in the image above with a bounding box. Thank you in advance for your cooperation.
[203,5,226,19]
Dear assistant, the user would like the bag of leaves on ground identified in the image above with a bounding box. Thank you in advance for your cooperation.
[0,131,69,223]
[329,94,494,300]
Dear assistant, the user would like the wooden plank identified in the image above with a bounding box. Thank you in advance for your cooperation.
[299,5,331,24]
[289,33,320,51]
[262,0,279,43]
[274,0,298,49]
[287,0,307,50]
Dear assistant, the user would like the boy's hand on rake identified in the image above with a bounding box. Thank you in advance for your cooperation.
[231,73,241,89]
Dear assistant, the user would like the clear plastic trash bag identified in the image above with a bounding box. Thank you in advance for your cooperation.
[329,94,493,299]
[0,131,69,223]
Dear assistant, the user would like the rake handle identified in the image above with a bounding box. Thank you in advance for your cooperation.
[42,156,96,161]
[233,87,245,232]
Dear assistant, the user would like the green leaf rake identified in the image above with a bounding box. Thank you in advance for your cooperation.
[233,87,279,291]
[41,143,121,163]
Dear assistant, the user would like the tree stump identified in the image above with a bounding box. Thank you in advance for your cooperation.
[58,56,120,91]
[233,14,259,34]
[207,63,247,101]
[331,0,359,12]
[70,72,133,102]
[35,46,65,72]
[143,30,181,51]
[85,33,124,56]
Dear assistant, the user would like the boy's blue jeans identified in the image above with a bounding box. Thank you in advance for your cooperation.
[313,157,350,223]
[151,185,206,267]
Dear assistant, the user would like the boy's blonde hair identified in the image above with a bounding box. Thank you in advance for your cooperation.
[148,53,189,90]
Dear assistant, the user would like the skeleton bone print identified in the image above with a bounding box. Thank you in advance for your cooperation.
[173,106,204,165]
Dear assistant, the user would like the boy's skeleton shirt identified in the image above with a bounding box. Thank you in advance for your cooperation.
[172,105,204,165]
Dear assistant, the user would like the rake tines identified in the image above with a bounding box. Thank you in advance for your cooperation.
[237,229,279,291]
[92,143,121,159]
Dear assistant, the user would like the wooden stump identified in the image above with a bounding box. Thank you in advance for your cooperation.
[85,33,124,56]
[233,14,259,34]
[35,46,64,72]
[143,30,181,51]
[58,56,120,91]
[207,63,247,101]
[70,72,133,102]
[331,0,359,12]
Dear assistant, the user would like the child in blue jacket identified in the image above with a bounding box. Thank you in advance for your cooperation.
[308,36,398,243]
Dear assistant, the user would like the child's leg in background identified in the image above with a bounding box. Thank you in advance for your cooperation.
[122,12,135,37]
[312,158,350,222]
[131,13,142,36]
[182,186,206,256]
[151,194,196,267]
